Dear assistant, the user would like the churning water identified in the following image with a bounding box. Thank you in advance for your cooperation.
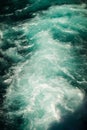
[0,0,87,130]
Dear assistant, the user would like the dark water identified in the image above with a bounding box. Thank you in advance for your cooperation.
[0,0,87,130]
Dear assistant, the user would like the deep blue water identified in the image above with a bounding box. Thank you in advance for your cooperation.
[0,0,87,130]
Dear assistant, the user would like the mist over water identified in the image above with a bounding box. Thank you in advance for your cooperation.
[0,0,87,130]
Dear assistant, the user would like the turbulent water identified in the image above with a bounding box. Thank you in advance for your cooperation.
[0,0,87,130]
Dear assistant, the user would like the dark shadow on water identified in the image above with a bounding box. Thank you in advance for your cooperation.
[48,97,87,130]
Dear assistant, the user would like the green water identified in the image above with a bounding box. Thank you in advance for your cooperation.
[0,1,87,130]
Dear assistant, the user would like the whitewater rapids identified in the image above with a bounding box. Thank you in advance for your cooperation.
[0,1,87,130]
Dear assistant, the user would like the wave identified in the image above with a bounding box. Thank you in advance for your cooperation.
[0,0,87,21]
[0,1,87,130]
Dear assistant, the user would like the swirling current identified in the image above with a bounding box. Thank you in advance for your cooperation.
[0,0,87,130]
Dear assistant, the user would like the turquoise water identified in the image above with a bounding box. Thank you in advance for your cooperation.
[0,1,87,130]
